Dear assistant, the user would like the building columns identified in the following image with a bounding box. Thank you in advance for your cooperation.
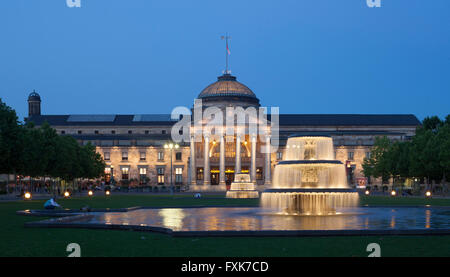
[203,135,210,185]
[219,134,226,185]
[265,135,271,185]
[250,134,257,183]
[235,135,241,174]
[190,135,196,185]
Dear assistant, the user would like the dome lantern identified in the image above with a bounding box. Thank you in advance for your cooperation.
[28,90,41,117]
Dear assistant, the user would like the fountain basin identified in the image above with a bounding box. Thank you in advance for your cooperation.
[226,191,260,199]
[226,173,259,199]
[261,191,359,215]
[21,206,450,236]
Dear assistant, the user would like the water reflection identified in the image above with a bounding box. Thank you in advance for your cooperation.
[158,208,185,230]
[77,206,450,232]
[390,215,396,228]
[425,209,431,229]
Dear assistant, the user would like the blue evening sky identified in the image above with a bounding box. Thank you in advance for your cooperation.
[0,0,449,121]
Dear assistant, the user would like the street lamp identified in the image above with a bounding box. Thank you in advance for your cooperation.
[110,165,115,185]
[24,192,32,200]
[164,142,179,195]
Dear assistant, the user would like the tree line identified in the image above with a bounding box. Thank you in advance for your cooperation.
[0,99,105,192]
[362,115,450,191]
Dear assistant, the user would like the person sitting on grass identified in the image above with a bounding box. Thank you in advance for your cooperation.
[44,198,61,210]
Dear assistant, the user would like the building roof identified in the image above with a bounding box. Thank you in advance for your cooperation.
[26,114,179,126]
[198,74,257,99]
[270,114,421,126]
[27,114,420,127]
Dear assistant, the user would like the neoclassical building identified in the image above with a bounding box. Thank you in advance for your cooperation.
[26,73,420,191]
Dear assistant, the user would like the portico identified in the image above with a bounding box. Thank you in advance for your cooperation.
[187,73,272,192]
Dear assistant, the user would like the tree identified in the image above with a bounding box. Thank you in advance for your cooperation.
[20,124,46,178]
[422,116,442,133]
[362,136,392,184]
[437,120,450,188]
[40,122,60,176]
[0,99,23,177]
[410,126,442,184]
[389,141,411,180]
[53,135,81,182]
[0,99,106,195]
[78,143,105,180]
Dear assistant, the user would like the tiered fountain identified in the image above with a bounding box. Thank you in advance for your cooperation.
[261,134,359,215]
[226,173,259,198]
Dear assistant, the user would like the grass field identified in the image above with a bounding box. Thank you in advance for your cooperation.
[1,194,449,257]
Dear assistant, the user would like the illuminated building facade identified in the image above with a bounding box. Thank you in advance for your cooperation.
[26,73,420,191]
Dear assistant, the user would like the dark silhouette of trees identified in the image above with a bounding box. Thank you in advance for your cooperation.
[363,116,450,193]
[0,98,105,193]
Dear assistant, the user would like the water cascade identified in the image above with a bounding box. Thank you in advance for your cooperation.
[226,173,259,198]
[261,135,359,215]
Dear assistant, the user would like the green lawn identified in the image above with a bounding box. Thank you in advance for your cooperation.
[0,194,449,257]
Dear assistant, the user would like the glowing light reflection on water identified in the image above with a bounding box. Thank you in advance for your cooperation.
[77,207,450,232]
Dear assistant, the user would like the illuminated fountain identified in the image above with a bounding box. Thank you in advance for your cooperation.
[226,173,259,199]
[261,134,359,215]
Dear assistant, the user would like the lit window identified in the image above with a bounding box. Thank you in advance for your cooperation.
[175,168,183,184]
[157,167,165,185]
[277,152,283,160]
[105,167,112,183]
[121,167,129,180]
[158,151,164,161]
[348,152,354,160]
[140,152,146,161]
[139,168,147,184]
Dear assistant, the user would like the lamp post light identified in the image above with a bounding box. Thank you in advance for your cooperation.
[164,142,179,195]
[110,165,115,186]
[24,192,32,200]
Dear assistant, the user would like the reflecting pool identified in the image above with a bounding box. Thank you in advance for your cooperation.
[63,206,450,232]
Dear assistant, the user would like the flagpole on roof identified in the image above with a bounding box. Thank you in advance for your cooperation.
[221,33,231,74]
